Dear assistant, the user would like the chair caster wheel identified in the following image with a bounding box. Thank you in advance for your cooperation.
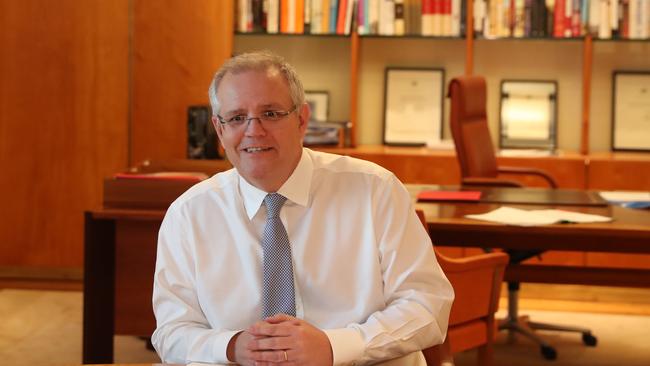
[541,345,557,360]
[582,333,598,346]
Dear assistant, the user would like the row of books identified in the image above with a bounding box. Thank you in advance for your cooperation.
[236,0,649,39]
[475,0,650,40]
[235,0,468,37]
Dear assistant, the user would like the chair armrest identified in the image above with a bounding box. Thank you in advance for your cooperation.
[461,177,523,188]
[436,251,509,273]
[422,337,455,366]
[497,166,558,188]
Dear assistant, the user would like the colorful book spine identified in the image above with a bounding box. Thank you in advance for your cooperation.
[330,0,339,33]
[451,0,462,36]
[422,0,434,35]
[322,0,331,34]
[553,0,565,37]
[357,0,367,34]
[599,0,612,38]
[343,0,355,34]
[395,0,406,35]
[337,0,348,34]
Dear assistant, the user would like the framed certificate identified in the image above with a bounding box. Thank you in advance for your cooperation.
[304,90,329,122]
[383,67,445,146]
[612,71,650,152]
[498,80,558,151]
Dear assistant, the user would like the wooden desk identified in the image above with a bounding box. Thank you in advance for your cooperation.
[83,208,165,364]
[83,186,650,364]
[412,186,650,287]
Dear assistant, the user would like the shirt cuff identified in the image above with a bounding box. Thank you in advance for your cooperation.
[324,328,365,365]
[212,330,240,363]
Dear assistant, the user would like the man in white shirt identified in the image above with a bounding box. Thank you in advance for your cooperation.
[152,51,454,365]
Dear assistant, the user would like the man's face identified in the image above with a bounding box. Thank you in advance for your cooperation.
[213,68,309,192]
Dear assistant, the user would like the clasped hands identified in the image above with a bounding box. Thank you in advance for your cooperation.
[229,313,333,366]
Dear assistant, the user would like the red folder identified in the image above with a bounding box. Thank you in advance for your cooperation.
[113,172,206,183]
[417,190,482,202]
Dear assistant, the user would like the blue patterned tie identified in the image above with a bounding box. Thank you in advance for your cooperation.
[261,193,296,318]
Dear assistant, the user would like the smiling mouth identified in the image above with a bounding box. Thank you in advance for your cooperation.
[243,147,272,153]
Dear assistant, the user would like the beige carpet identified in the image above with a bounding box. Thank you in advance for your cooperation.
[1,289,649,365]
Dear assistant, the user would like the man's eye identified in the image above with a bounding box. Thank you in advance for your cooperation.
[229,115,247,123]
[263,111,281,119]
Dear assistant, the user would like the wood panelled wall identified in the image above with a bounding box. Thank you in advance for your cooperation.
[0,0,234,272]
[0,0,129,270]
[131,0,233,164]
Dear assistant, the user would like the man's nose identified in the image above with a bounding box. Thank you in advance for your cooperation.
[244,117,266,136]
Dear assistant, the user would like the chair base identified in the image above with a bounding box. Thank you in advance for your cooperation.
[499,283,598,360]
[498,315,598,360]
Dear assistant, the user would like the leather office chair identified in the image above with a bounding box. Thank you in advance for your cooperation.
[418,210,509,366]
[447,75,597,360]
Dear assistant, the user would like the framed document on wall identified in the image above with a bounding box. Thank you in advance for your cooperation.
[383,67,445,146]
[498,80,558,151]
[612,71,650,152]
[304,90,329,122]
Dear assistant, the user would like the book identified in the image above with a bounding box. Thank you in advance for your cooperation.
[417,190,482,202]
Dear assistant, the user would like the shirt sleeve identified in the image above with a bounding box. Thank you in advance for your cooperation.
[326,174,455,365]
[151,203,237,364]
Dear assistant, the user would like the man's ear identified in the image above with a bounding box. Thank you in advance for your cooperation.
[298,103,310,132]
[212,116,223,139]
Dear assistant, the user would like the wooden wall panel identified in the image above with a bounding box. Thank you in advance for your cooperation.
[0,1,129,268]
[131,0,234,164]
[587,152,650,190]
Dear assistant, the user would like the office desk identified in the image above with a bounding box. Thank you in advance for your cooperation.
[83,187,650,364]
[412,186,650,287]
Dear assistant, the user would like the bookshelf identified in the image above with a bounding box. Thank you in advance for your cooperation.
[231,0,650,155]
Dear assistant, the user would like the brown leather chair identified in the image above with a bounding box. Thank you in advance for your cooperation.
[447,75,597,360]
[418,210,509,366]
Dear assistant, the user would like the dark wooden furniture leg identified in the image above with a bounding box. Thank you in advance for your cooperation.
[82,212,116,364]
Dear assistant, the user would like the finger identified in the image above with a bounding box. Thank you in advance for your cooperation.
[249,335,292,351]
[264,313,294,323]
[249,322,294,337]
[250,349,286,362]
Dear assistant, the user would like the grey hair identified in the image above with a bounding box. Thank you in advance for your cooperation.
[208,50,305,116]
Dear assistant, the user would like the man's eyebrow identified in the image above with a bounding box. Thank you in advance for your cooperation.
[220,108,246,116]
[259,103,284,109]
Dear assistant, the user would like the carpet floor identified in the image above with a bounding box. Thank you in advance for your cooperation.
[1,289,649,365]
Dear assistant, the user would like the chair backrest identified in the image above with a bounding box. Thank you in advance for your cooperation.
[417,209,508,363]
[448,76,499,179]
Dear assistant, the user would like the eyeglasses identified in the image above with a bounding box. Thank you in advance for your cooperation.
[217,105,298,130]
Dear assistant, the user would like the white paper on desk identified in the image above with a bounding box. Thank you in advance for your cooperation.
[599,191,650,203]
[465,207,612,227]
[188,363,227,366]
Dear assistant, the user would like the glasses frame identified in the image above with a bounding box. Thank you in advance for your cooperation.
[216,105,298,129]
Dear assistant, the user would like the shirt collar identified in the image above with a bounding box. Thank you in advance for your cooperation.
[240,148,313,219]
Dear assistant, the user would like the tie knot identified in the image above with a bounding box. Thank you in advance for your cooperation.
[264,193,287,218]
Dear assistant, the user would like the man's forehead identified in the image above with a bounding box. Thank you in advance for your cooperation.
[217,68,291,106]
[225,66,283,81]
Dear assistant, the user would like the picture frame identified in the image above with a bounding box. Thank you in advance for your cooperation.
[612,71,650,152]
[383,67,445,146]
[304,90,329,122]
[498,80,558,151]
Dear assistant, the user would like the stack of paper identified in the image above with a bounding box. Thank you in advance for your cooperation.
[465,207,613,227]
[599,191,650,209]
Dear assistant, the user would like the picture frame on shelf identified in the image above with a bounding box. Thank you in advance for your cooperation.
[498,80,558,151]
[187,105,221,159]
[382,67,445,146]
[304,90,329,122]
[612,71,650,152]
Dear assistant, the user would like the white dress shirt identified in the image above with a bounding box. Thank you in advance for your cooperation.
[152,148,454,365]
